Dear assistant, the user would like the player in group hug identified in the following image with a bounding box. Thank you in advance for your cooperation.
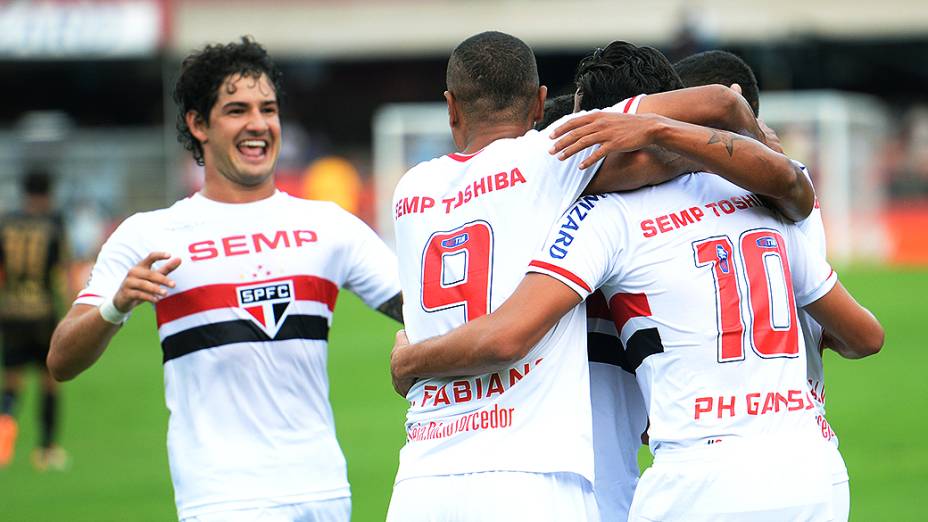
[36,30,881,522]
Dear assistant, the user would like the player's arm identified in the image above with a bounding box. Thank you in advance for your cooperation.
[391,274,580,395]
[47,252,180,381]
[574,86,755,195]
[634,84,764,139]
[581,147,699,194]
[554,112,814,221]
[802,282,884,359]
[376,291,404,323]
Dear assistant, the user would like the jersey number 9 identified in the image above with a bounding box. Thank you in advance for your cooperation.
[421,221,494,322]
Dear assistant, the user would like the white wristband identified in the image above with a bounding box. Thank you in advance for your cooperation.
[99,297,130,325]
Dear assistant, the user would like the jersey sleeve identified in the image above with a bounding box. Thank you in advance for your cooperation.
[526,195,625,300]
[785,222,837,307]
[793,162,827,257]
[74,214,148,308]
[537,95,645,210]
[338,210,401,309]
[602,94,646,116]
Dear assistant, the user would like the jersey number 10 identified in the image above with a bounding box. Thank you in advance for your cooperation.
[694,229,799,363]
[421,221,494,322]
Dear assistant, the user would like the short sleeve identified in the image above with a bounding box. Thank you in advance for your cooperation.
[602,94,646,116]
[527,194,625,300]
[537,95,647,211]
[793,162,827,257]
[74,214,148,308]
[786,222,837,307]
[339,211,401,309]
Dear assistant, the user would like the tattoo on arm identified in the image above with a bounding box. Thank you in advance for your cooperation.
[707,131,743,158]
[377,292,404,323]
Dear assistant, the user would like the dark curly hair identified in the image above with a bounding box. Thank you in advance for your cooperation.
[172,36,284,166]
[575,41,683,111]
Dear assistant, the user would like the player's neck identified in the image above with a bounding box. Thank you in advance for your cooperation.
[200,174,276,204]
[458,122,532,153]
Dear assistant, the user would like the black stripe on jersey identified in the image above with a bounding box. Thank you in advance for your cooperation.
[588,329,665,374]
[161,314,329,363]
[625,328,664,372]
[587,332,635,375]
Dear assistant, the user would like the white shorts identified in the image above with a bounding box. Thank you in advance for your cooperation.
[629,437,832,522]
[181,497,350,522]
[387,471,598,522]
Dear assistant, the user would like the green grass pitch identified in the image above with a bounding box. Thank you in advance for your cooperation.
[0,266,925,521]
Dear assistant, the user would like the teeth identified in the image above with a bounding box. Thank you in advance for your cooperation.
[239,140,267,148]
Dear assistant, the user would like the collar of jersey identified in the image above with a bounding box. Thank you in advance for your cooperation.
[190,190,284,210]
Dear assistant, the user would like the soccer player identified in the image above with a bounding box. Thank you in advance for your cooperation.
[0,169,70,470]
[387,31,811,521]
[571,41,691,521]
[391,76,883,522]
[47,37,402,522]
[675,48,853,521]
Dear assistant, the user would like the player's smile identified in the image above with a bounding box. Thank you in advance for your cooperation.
[236,138,269,163]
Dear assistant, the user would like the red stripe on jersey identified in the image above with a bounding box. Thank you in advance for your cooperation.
[155,275,338,327]
[622,96,637,113]
[608,292,652,332]
[447,150,484,162]
[528,260,592,293]
[586,290,611,320]
[76,293,102,300]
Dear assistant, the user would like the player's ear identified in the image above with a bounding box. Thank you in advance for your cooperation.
[444,90,460,128]
[533,85,547,125]
[729,83,743,95]
[186,111,209,143]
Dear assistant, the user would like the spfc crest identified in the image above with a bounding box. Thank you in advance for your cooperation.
[237,280,294,338]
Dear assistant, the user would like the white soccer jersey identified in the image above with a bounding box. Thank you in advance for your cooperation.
[585,291,648,521]
[391,95,644,484]
[528,173,837,454]
[75,191,400,519]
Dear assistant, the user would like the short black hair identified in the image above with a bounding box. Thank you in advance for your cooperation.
[173,36,284,166]
[536,94,576,130]
[22,168,51,196]
[575,41,684,111]
[674,50,759,116]
[447,31,539,122]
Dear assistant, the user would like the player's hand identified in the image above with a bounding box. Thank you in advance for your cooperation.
[390,329,416,397]
[549,112,659,169]
[112,252,181,313]
[757,118,784,153]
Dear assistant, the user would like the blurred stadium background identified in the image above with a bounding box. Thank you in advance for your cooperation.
[0,0,926,520]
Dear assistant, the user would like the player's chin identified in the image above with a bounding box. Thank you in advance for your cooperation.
[232,167,275,188]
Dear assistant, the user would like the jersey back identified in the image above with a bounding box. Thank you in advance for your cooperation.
[529,173,837,454]
[391,101,641,482]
